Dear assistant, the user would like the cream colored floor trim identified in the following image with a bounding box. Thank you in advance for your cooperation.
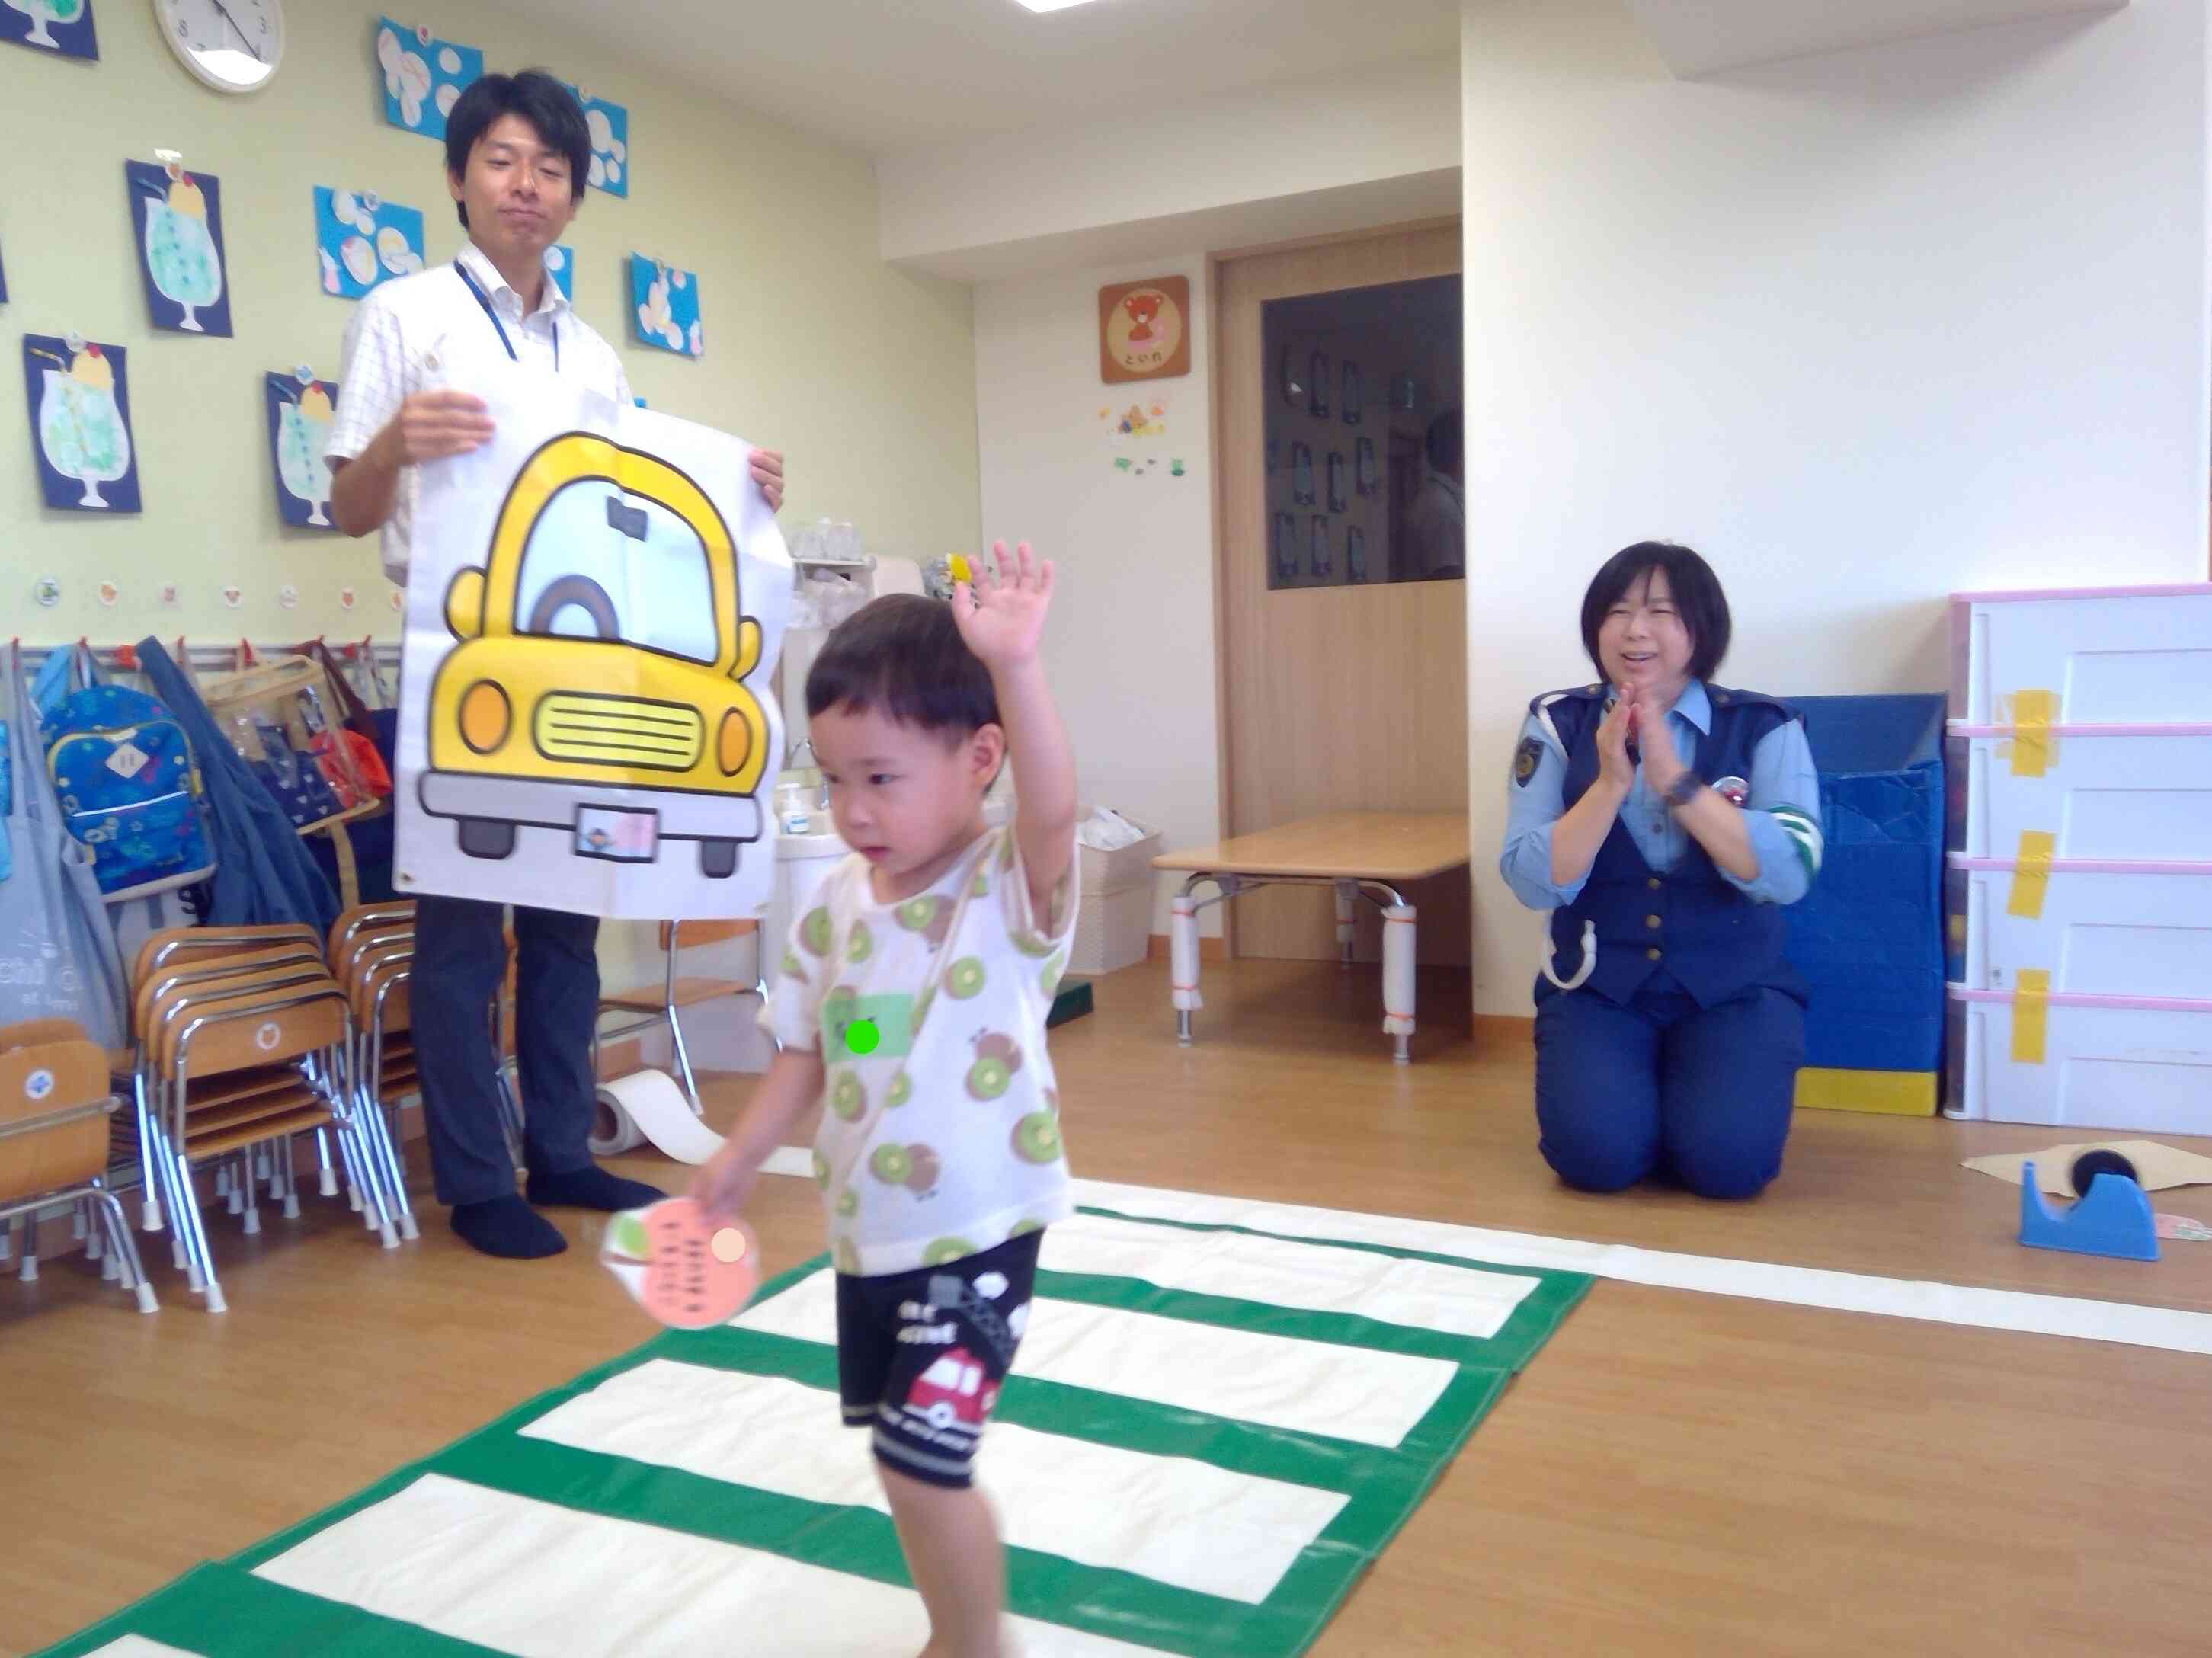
[760,1151,2212,1356]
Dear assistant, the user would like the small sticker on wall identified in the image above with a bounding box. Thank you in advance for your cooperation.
[339,584,357,611]
[221,584,243,609]
[389,586,403,612]
[98,579,120,606]
[278,584,299,609]
[158,582,179,607]
[33,577,61,607]
[1112,402,1167,438]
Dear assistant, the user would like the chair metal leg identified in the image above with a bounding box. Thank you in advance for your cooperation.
[133,1075,166,1233]
[495,1061,526,1170]
[373,1099,418,1240]
[93,1186,157,1314]
[340,1122,399,1250]
[363,1032,418,1240]
[279,1133,301,1220]
[315,1126,338,1198]
[235,1147,263,1236]
[169,1149,219,1306]
[667,1006,704,1115]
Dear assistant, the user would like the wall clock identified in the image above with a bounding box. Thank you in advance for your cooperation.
[153,0,283,94]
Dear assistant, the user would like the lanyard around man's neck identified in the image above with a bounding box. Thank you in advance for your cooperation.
[455,261,559,373]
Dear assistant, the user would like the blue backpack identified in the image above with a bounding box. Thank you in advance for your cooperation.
[36,646,218,901]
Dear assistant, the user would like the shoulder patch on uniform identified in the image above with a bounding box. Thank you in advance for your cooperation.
[1513,736,1544,787]
[1763,805,1825,879]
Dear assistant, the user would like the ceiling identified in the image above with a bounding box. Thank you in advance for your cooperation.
[1624,0,2127,76]
[517,0,1461,156]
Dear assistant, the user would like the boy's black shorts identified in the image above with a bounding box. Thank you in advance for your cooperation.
[835,1231,1042,1490]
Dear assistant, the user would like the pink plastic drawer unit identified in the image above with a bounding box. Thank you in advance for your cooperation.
[1946,991,2212,1135]
[1947,584,2212,725]
[1948,861,2212,1000]
[1948,736,2212,865]
[1943,584,2212,1134]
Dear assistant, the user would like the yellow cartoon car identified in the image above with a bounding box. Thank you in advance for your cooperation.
[418,431,769,878]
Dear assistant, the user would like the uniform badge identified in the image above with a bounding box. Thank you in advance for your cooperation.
[1712,776,1750,807]
[1513,737,1544,788]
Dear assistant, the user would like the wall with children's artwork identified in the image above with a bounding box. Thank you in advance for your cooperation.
[1458,0,2210,1014]
[1,0,979,645]
[974,256,1221,936]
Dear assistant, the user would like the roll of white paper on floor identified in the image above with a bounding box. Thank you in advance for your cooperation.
[589,1071,728,1165]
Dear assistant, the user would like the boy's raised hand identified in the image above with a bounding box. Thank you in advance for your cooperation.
[952,539,1053,670]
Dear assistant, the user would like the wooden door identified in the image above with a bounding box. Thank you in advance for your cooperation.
[1213,222,1469,962]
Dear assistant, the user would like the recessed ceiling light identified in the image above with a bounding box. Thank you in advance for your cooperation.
[1015,0,1105,12]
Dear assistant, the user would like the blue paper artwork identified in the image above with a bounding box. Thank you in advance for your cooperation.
[24,334,140,513]
[629,254,702,358]
[565,83,629,197]
[3,0,98,59]
[376,18,482,141]
[265,370,339,530]
[315,187,425,300]
[126,161,232,336]
[544,243,575,304]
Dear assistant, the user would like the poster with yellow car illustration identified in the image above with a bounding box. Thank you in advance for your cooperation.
[392,373,789,920]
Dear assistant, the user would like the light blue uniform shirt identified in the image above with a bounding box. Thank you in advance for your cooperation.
[1499,679,1823,912]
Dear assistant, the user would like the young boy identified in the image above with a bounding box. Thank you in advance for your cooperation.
[693,542,1077,1658]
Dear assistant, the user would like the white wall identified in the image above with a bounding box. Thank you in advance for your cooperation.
[1460,0,2210,1013]
[974,257,1222,934]
[1623,0,2127,77]
[882,56,1460,280]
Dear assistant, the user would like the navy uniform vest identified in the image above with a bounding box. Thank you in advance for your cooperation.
[1538,683,1807,1010]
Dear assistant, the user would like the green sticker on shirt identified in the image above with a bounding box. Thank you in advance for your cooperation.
[821,992,916,1061]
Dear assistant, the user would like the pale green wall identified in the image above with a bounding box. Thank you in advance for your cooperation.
[1,0,979,643]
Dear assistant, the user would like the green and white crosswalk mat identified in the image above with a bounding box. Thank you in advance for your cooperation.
[40,1205,1589,1657]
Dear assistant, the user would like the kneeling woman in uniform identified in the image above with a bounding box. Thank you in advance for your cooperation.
[1499,542,1823,1199]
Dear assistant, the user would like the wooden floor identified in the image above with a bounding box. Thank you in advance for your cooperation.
[5,956,2208,1657]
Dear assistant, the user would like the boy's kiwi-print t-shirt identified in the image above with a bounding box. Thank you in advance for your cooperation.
[763,824,1079,1277]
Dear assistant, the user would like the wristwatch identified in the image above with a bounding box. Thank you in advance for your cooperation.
[1661,771,1705,810]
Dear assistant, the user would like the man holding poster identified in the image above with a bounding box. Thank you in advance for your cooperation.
[328,70,787,1260]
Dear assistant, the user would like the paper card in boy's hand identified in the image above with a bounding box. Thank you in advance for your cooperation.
[392,368,790,918]
[601,1199,759,1329]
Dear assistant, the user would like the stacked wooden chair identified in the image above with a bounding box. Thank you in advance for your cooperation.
[328,902,425,1242]
[126,925,403,1312]
[596,920,766,1112]
[0,1019,157,1314]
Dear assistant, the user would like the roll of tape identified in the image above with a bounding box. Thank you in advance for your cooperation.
[590,1069,726,1164]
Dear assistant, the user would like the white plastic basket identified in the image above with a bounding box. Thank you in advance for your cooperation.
[1068,806,1161,975]
[1070,883,1152,976]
